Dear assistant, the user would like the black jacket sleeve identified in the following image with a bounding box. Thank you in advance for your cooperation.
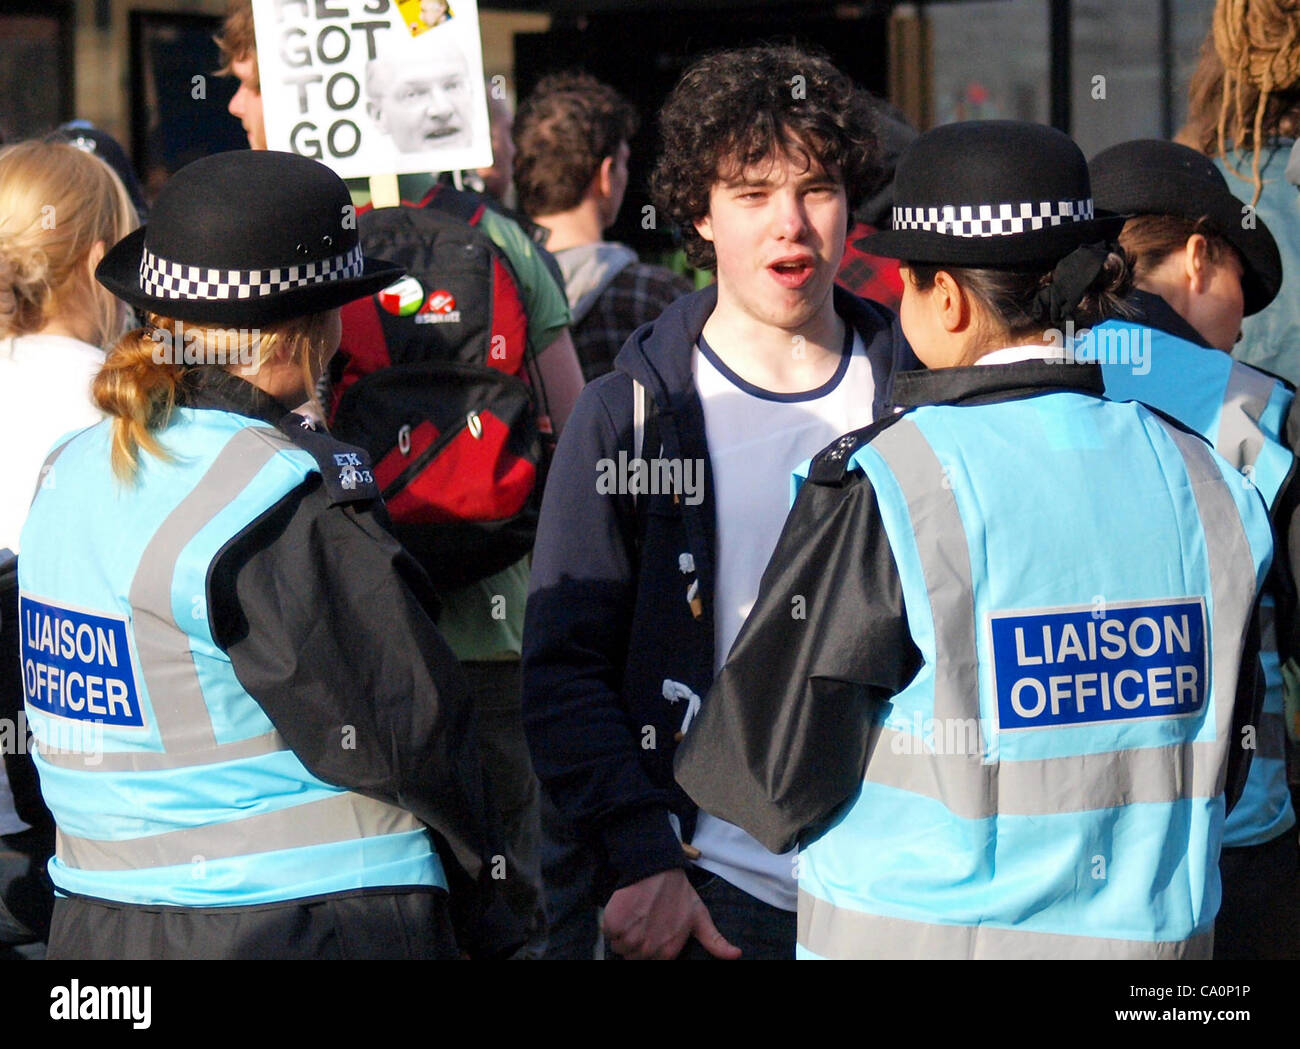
[208,476,522,958]
[521,375,687,892]
[1271,394,1300,662]
[674,469,922,855]
[0,552,53,831]
[1226,594,1266,816]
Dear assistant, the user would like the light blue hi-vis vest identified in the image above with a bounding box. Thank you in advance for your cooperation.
[18,410,446,907]
[1095,318,1296,849]
[792,392,1273,959]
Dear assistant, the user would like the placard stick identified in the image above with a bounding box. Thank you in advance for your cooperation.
[369,173,400,209]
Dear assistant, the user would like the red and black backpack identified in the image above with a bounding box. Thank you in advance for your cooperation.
[329,185,552,587]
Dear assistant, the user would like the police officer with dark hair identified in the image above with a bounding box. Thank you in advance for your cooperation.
[1090,138,1299,960]
[677,121,1274,959]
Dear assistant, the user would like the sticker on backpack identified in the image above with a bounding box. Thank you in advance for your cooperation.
[377,276,425,317]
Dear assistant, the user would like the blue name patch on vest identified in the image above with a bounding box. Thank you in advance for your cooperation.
[989,599,1207,730]
[20,595,144,727]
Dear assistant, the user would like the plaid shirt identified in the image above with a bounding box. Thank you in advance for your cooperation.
[836,221,903,312]
[571,263,694,382]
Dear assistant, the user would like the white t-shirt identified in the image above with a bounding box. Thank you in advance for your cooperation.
[0,333,106,552]
[689,325,878,911]
[0,333,105,835]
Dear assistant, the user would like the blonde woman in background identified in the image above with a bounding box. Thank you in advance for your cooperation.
[0,140,138,553]
[0,140,136,957]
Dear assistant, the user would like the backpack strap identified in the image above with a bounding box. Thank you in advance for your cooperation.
[630,378,661,514]
[418,182,485,225]
[633,378,647,463]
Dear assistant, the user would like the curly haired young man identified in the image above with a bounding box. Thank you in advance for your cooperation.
[522,45,917,960]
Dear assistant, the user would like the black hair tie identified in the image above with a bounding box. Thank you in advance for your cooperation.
[1029,242,1113,327]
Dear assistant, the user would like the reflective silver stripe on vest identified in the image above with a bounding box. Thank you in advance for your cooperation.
[128,426,293,753]
[36,730,286,772]
[869,419,984,739]
[863,416,1260,815]
[1161,423,1261,792]
[861,728,1222,818]
[56,792,424,871]
[1218,363,1275,471]
[797,889,1214,960]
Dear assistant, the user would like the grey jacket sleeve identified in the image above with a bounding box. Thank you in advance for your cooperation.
[674,469,922,855]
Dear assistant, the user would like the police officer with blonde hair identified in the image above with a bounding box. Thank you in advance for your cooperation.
[19,150,517,959]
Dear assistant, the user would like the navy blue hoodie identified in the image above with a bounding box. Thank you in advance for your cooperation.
[521,283,917,895]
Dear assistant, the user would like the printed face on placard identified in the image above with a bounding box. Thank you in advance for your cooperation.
[420,0,451,26]
[367,42,473,153]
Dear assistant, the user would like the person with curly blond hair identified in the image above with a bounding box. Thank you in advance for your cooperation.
[1180,0,1300,385]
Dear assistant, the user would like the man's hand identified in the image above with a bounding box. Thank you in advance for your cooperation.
[603,869,742,960]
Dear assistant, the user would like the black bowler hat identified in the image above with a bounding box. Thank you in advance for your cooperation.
[97,151,403,327]
[864,121,1127,266]
[1089,139,1282,316]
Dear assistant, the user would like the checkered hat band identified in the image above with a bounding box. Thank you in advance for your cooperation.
[138,244,365,302]
[891,199,1096,237]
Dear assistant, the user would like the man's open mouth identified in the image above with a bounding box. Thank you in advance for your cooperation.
[769,258,815,287]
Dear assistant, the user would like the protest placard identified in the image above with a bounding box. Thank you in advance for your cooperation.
[251,0,493,180]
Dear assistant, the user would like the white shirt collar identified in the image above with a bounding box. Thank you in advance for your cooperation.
[975,344,1060,366]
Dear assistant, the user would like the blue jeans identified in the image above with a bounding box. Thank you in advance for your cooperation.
[538,790,601,960]
[676,870,796,960]
[601,868,797,961]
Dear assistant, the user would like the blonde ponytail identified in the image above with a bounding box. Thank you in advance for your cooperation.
[93,321,184,480]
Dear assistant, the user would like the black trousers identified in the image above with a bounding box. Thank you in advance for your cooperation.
[0,823,54,948]
[1214,827,1300,960]
[47,887,460,960]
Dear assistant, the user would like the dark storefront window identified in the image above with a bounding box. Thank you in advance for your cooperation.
[929,0,1051,126]
[929,0,1216,151]
[0,5,73,143]
[130,13,247,203]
